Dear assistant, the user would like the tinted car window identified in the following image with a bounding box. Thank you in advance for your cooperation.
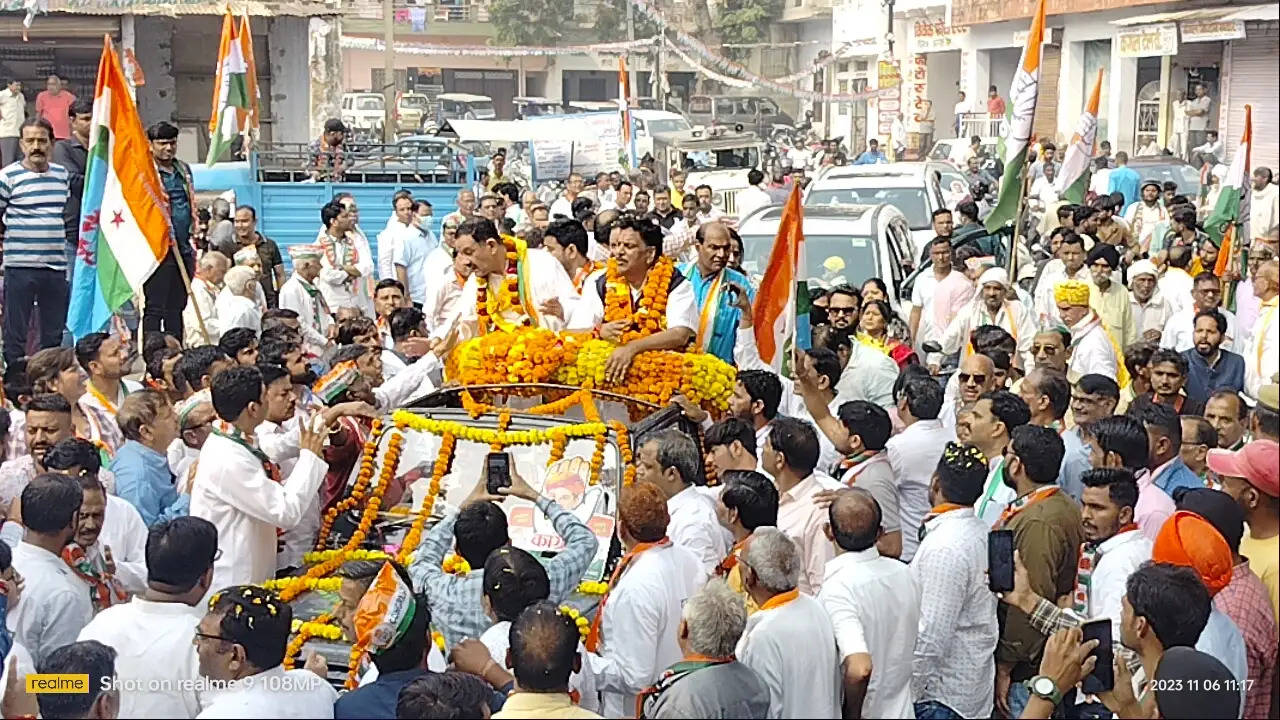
[806,187,932,230]
[740,233,879,287]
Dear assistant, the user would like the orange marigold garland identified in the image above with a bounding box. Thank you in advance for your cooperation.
[315,420,386,550]
[603,256,675,343]
[587,431,606,485]
[395,430,454,565]
[283,611,336,669]
[609,420,636,487]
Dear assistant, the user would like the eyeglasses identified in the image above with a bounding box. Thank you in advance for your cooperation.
[193,629,230,644]
[1032,344,1060,354]
[1071,394,1104,405]
[959,373,987,385]
[827,307,858,315]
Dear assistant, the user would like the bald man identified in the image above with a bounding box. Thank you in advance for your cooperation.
[818,488,919,718]
[944,353,997,430]
[1245,259,1278,400]
[677,221,753,362]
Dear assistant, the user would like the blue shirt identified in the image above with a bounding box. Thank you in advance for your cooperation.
[1058,427,1092,501]
[0,162,69,270]
[334,668,430,720]
[1181,347,1245,407]
[1107,166,1141,212]
[395,224,439,306]
[157,163,192,247]
[853,150,887,165]
[676,263,753,363]
[1150,456,1203,497]
[109,440,189,526]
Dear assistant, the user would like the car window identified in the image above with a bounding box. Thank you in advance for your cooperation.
[929,142,950,160]
[715,98,736,116]
[646,118,690,134]
[1131,163,1201,194]
[740,233,880,287]
[689,97,712,114]
[357,97,383,111]
[806,187,933,231]
[758,98,779,115]
[883,222,905,292]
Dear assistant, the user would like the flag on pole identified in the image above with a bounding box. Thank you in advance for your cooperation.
[985,0,1047,231]
[206,9,251,165]
[752,182,811,373]
[617,56,636,168]
[1056,68,1103,204]
[1204,104,1250,246]
[67,36,173,340]
[238,13,260,131]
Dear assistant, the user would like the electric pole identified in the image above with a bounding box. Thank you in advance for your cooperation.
[626,0,636,102]
[383,0,395,143]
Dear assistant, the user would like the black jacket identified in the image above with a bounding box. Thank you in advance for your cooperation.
[53,136,88,237]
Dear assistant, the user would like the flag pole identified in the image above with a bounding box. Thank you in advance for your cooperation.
[174,249,211,345]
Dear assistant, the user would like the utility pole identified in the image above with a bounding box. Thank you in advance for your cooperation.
[383,0,396,143]
[626,0,636,102]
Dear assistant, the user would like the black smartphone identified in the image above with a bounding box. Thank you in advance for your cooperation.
[988,529,1015,593]
[485,452,512,495]
[1080,619,1115,694]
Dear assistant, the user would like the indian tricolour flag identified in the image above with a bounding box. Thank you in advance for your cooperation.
[1204,105,1251,247]
[67,37,172,340]
[206,10,251,165]
[1056,68,1103,204]
[752,182,811,374]
[985,0,1047,232]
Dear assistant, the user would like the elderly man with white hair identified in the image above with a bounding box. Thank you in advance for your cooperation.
[232,245,269,312]
[1128,259,1173,344]
[735,526,840,719]
[277,244,333,358]
[1057,279,1125,384]
[215,266,262,333]
[183,250,229,346]
[933,267,1037,371]
[639,581,771,718]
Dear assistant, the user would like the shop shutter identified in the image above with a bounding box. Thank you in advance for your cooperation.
[1224,25,1279,173]
[1033,45,1061,143]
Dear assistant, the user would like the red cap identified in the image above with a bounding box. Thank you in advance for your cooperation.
[1207,440,1280,497]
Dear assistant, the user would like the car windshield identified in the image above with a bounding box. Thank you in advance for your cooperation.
[740,233,879,287]
[356,97,383,111]
[400,95,429,109]
[646,118,690,134]
[468,101,496,118]
[681,147,760,170]
[521,103,559,116]
[806,187,931,230]
[1130,163,1201,194]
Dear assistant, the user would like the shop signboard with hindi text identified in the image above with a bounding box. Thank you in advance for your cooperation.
[1181,20,1246,43]
[908,17,970,53]
[877,61,901,136]
[1117,23,1178,58]
[950,0,1164,27]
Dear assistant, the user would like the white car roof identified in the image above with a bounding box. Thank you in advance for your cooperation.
[815,162,943,183]
[437,93,493,102]
[738,203,889,236]
[632,109,684,120]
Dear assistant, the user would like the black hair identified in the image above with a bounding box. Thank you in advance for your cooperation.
[258,333,300,367]
[1078,374,1121,400]
[235,204,257,220]
[1124,341,1157,378]
[615,215,664,253]
[1088,415,1149,472]
[210,365,263,423]
[767,416,819,476]
[545,218,588,256]
[0,539,9,573]
[1132,401,1182,448]
[807,347,842,390]
[720,469,779,531]
[1030,369,1071,419]
[1167,244,1193,269]
[747,168,764,185]
[68,97,92,118]
[26,392,72,415]
[218,327,258,360]
[705,417,757,457]
[827,283,862,306]
[178,345,231,391]
[508,602,582,692]
[142,332,175,365]
[973,325,1016,355]
[1194,309,1228,334]
[146,516,219,591]
[21,473,82,534]
[828,487,881,551]
[320,200,346,229]
[931,207,953,220]
[42,437,101,477]
[257,362,290,388]
[482,546,550,623]
[956,199,980,222]
[815,326,854,354]
[36,641,116,720]
[1080,468,1139,510]
[900,375,944,420]
[146,120,179,140]
[74,331,109,372]
[1175,488,1245,553]
[209,585,293,671]
[737,369,783,420]
[1059,232,1086,249]
[1208,390,1248,420]
[981,390,1031,433]
[397,671,493,719]
[1126,563,1211,649]
[456,217,499,244]
[1254,402,1280,439]
[3,360,31,407]
[1149,348,1189,377]
[934,441,988,505]
[837,401,892,452]
[454,502,510,568]
[985,349,1011,373]
[1010,425,1065,485]
[375,278,406,296]
[390,307,426,342]
[146,347,183,390]
[1183,415,1217,448]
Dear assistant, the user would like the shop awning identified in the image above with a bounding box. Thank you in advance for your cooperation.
[1111,4,1278,25]
[21,0,341,16]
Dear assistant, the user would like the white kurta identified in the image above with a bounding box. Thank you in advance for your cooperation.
[256,417,316,571]
[567,268,698,333]
[588,543,707,718]
[214,292,261,334]
[665,485,729,577]
[423,270,466,337]
[1245,298,1279,399]
[436,248,578,342]
[277,274,332,357]
[183,277,222,347]
[10,541,94,666]
[373,352,443,412]
[1158,268,1196,317]
[1069,315,1120,380]
[316,230,375,317]
[936,298,1037,370]
[196,665,337,719]
[96,494,149,595]
[78,598,205,719]
[189,433,328,592]
[1162,305,1238,353]
[736,592,842,719]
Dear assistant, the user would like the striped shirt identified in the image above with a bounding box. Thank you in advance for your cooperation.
[0,161,69,270]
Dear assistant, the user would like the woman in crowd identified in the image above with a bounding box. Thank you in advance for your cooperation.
[856,298,916,368]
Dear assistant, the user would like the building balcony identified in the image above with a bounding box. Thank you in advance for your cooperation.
[343,0,494,38]
[780,0,833,23]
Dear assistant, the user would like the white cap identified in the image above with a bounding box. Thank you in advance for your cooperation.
[979,266,1009,288]
[1130,259,1159,279]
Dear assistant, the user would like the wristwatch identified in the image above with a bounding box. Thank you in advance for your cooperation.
[1029,675,1063,705]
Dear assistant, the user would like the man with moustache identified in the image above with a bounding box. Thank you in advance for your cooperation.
[0,394,74,508]
[1204,390,1249,451]
[1181,310,1245,407]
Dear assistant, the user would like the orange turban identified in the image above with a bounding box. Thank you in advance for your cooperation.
[1152,510,1234,596]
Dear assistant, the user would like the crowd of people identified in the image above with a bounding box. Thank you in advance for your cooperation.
[0,98,1275,720]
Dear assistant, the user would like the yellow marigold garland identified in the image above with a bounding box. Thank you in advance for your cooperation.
[442,554,471,575]
[559,605,591,641]
[263,577,341,594]
[283,610,337,669]
[395,430,454,565]
[391,411,609,447]
[304,549,391,565]
[577,581,608,595]
[315,419,386,551]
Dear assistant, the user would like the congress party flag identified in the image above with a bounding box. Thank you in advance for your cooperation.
[1203,104,1250,246]
[1056,68,1103,204]
[206,9,251,164]
[67,37,172,340]
[752,182,810,373]
[985,0,1047,232]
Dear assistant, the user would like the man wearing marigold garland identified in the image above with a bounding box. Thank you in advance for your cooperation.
[677,221,753,364]
[317,200,375,319]
[437,219,577,343]
[569,216,698,383]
